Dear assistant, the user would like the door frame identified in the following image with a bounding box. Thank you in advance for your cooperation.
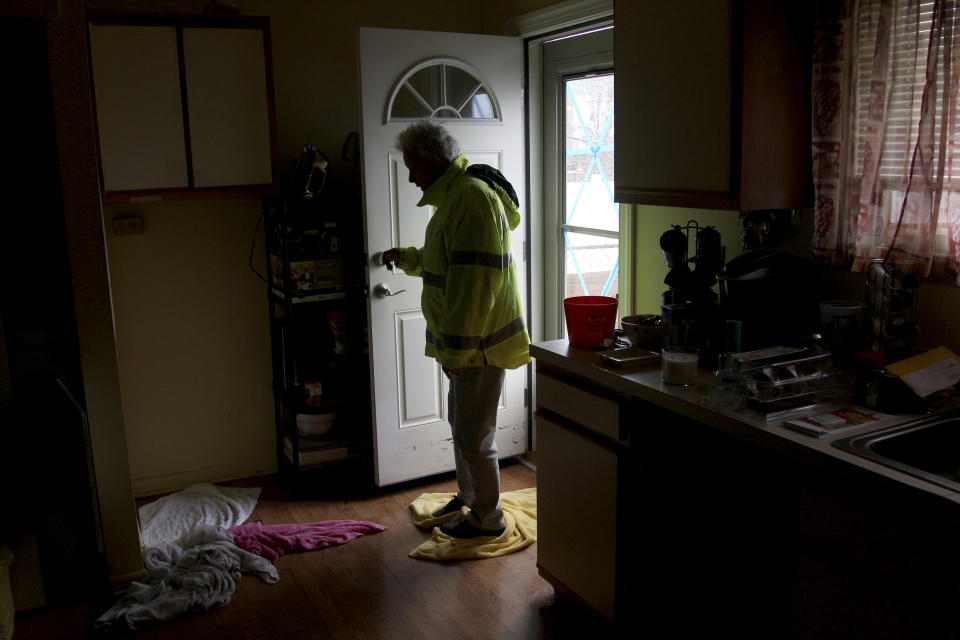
[509,0,613,453]
[541,26,615,339]
[509,0,613,345]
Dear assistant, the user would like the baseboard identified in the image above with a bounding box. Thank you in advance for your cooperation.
[133,458,277,497]
[519,451,537,472]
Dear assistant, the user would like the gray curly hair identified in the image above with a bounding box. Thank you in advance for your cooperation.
[395,120,460,162]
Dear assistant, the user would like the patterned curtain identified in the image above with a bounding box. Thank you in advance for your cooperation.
[812,0,960,283]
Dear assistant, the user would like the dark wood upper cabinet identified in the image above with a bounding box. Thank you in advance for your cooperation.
[614,0,813,211]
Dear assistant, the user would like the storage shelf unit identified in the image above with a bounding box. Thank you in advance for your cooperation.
[263,191,369,477]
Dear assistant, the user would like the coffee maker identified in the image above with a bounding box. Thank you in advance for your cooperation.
[717,250,820,351]
[659,222,724,365]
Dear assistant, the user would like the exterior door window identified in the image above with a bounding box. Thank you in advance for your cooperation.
[541,25,616,339]
[562,72,616,298]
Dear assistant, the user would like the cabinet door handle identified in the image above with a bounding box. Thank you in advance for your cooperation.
[374,283,407,298]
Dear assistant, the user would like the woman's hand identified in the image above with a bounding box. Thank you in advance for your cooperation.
[442,366,463,379]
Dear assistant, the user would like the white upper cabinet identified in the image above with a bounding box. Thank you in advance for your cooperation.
[614,0,812,211]
[181,27,273,188]
[88,18,276,201]
[88,24,189,192]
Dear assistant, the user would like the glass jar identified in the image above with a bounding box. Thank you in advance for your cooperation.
[863,258,919,362]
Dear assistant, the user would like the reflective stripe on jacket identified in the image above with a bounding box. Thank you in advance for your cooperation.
[397,154,531,370]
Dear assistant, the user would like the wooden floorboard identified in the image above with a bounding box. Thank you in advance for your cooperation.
[12,460,616,640]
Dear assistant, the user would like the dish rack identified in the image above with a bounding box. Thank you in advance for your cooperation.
[719,346,835,412]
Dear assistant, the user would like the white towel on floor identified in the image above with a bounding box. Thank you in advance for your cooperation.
[94,526,278,631]
[138,483,261,548]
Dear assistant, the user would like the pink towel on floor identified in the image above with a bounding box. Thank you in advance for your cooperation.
[227,520,386,562]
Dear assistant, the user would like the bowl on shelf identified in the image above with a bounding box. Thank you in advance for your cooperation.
[296,411,337,435]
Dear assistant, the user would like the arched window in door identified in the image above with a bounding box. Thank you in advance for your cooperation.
[386,58,500,122]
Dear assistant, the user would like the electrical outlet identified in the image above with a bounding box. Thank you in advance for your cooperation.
[111,215,143,236]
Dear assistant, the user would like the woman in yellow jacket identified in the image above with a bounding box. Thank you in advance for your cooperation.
[383,121,530,539]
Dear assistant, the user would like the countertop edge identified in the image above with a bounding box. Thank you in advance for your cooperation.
[531,340,960,508]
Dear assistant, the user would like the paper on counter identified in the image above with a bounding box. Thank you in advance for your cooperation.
[886,346,960,398]
[784,406,892,438]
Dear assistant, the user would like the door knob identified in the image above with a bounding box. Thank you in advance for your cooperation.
[372,251,399,271]
[374,283,407,298]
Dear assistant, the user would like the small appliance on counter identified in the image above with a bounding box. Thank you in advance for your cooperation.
[658,221,725,367]
[717,250,820,352]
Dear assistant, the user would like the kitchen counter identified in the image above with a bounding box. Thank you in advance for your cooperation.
[531,339,960,503]
[530,339,960,636]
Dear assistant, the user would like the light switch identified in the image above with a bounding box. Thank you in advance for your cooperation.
[111,214,144,236]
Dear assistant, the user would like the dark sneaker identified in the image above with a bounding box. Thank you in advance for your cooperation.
[439,519,505,539]
[430,496,465,518]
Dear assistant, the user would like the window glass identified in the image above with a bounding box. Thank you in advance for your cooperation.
[460,88,495,119]
[445,66,479,110]
[563,73,617,298]
[407,66,442,111]
[564,230,618,297]
[391,87,430,119]
[565,75,615,230]
[387,60,499,121]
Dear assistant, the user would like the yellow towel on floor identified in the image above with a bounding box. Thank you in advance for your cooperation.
[408,488,537,561]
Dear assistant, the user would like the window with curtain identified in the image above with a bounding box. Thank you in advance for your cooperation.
[812,0,960,283]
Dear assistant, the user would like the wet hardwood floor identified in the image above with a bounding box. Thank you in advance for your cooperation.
[13,460,617,639]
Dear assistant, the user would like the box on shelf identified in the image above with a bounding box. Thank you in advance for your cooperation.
[304,381,323,406]
[314,259,344,290]
[270,254,344,292]
[283,435,350,466]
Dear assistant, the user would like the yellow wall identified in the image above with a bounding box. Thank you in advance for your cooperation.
[103,198,274,494]
[632,206,743,314]
[96,0,566,495]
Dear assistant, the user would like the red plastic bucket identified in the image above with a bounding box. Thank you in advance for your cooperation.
[563,296,618,347]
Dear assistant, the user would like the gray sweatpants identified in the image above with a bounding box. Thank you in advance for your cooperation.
[448,365,506,531]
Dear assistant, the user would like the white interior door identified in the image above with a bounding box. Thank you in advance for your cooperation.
[358,27,527,487]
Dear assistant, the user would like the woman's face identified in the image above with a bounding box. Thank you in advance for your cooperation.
[403,150,450,191]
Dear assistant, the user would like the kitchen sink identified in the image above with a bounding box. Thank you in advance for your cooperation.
[832,410,960,492]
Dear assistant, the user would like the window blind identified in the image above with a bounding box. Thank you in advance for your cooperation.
[854,0,944,184]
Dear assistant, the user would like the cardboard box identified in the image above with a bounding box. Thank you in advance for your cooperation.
[270,255,344,291]
[314,259,344,290]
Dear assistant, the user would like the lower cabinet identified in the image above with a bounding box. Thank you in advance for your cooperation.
[535,356,960,637]
[535,365,797,634]
[536,412,619,621]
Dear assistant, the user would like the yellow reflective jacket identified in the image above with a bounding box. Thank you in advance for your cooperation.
[397,155,531,370]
